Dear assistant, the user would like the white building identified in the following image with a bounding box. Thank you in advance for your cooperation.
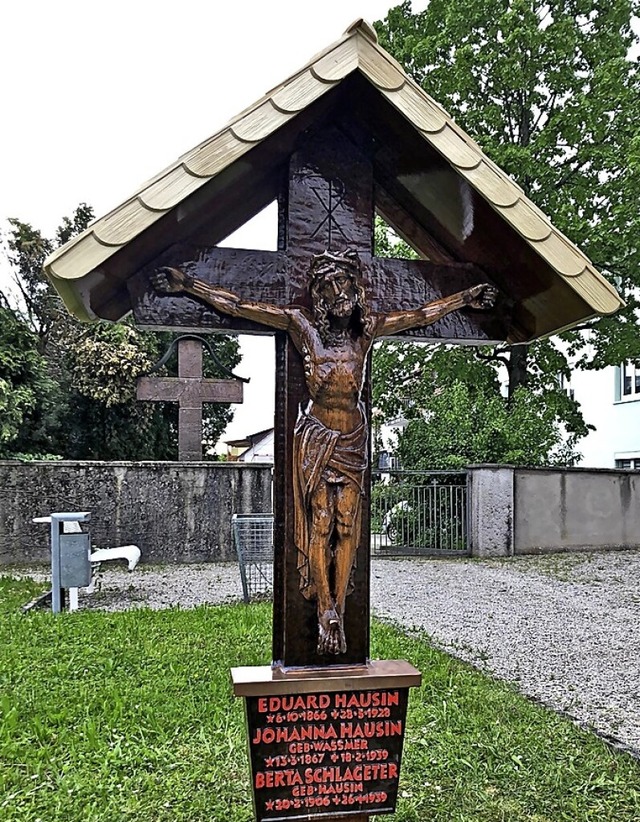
[226,428,274,463]
[569,362,640,468]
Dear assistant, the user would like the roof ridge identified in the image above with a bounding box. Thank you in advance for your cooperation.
[344,18,378,43]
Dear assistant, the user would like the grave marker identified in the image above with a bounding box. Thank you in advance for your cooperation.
[43,19,623,822]
[137,337,243,460]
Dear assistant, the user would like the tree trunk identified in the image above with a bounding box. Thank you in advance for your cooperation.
[507,344,529,402]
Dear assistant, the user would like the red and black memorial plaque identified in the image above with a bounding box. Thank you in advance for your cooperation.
[232,662,420,821]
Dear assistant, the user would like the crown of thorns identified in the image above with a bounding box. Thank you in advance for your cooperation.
[309,250,361,285]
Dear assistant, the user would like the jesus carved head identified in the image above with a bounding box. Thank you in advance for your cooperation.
[308,251,372,343]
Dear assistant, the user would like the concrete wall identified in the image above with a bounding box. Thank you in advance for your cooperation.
[5,461,639,565]
[467,464,640,557]
[0,461,272,566]
[468,466,514,557]
[514,467,640,555]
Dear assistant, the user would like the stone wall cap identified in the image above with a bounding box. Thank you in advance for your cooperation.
[0,460,273,468]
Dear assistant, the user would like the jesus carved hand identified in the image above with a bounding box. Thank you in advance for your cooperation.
[463,283,498,310]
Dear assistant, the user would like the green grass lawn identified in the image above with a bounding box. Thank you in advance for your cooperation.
[1,575,639,821]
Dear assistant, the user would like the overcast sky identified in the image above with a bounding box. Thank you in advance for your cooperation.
[0,0,422,448]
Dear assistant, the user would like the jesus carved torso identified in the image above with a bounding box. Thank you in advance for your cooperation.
[297,328,369,429]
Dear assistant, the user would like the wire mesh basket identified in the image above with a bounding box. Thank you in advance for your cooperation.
[232,513,274,603]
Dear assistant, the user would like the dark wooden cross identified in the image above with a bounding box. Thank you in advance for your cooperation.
[131,123,502,666]
[137,337,243,460]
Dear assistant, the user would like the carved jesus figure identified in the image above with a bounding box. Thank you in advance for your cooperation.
[152,252,496,656]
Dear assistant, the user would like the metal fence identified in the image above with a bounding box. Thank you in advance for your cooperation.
[232,513,274,602]
[232,471,469,592]
[371,470,469,556]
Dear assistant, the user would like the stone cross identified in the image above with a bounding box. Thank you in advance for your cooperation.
[137,338,243,460]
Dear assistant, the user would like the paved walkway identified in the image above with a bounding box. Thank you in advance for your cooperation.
[371,551,640,756]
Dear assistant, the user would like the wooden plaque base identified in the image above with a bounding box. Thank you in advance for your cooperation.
[231,660,421,822]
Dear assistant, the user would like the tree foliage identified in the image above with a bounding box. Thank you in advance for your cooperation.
[0,308,54,456]
[373,218,589,466]
[373,333,590,467]
[0,208,240,460]
[371,1,639,467]
[397,384,585,469]
[375,1,640,375]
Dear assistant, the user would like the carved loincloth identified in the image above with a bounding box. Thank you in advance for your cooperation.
[293,404,368,600]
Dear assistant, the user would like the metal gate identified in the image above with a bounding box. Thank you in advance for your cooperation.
[371,470,470,556]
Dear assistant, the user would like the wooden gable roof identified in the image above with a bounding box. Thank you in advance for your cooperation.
[43,19,622,340]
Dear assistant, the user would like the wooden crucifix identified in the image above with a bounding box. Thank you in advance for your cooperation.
[135,125,501,667]
[136,337,244,461]
[43,21,618,821]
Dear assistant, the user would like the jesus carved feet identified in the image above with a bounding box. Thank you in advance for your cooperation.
[317,607,347,656]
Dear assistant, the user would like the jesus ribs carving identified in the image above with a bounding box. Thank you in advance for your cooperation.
[151,251,497,656]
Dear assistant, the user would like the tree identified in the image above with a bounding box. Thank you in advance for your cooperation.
[373,334,590,468]
[375,0,640,387]
[1,209,241,459]
[0,307,56,458]
[373,215,590,467]
[4,204,95,352]
[370,1,639,467]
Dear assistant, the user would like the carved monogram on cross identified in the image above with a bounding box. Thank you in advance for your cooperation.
[310,177,348,246]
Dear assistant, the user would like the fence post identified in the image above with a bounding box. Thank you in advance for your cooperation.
[467,465,514,557]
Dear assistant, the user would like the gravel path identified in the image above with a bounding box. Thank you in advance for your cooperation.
[371,551,640,757]
[12,549,640,756]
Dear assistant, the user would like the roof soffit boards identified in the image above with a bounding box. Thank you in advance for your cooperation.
[44,18,623,330]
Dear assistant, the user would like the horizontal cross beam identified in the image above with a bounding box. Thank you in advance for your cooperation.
[136,377,243,404]
[132,247,506,342]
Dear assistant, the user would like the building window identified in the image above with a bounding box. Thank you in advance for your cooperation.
[616,458,640,470]
[621,362,640,399]
[558,372,575,401]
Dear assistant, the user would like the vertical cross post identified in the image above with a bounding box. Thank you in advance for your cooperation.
[177,338,205,461]
[272,126,375,669]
